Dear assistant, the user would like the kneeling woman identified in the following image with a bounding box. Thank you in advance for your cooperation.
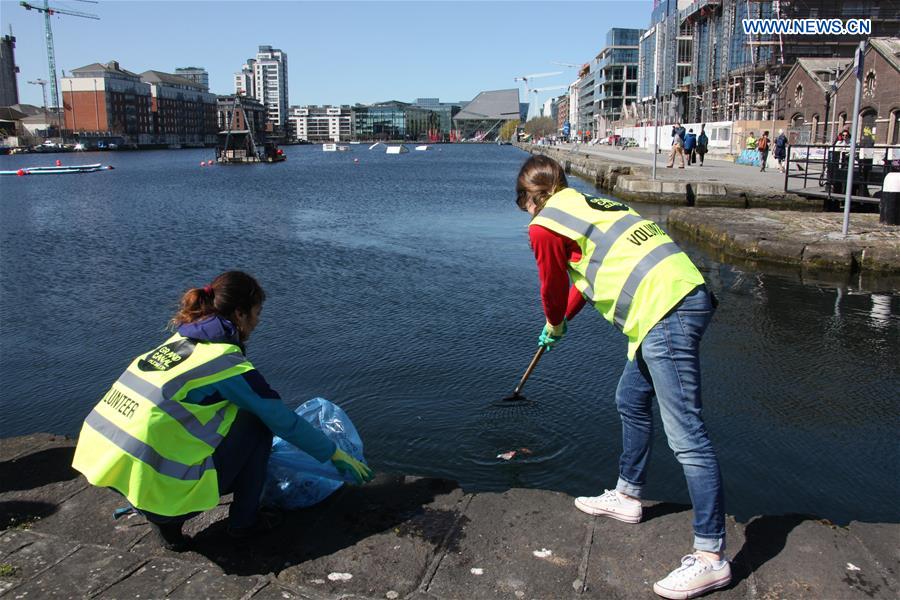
[72,271,372,548]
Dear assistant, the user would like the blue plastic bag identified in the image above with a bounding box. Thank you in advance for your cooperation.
[261,397,367,509]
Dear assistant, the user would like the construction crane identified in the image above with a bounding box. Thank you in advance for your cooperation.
[20,0,99,115]
[27,78,49,109]
[552,62,581,68]
[514,71,563,121]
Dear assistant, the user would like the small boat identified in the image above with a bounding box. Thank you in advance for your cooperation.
[323,143,337,152]
[1,163,112,176]
[415,145,429,151]
[337,145,350,151]
[349,141,361,145]
[385,145,409,154]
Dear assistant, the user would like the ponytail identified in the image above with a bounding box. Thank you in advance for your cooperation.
[171,271,266,328]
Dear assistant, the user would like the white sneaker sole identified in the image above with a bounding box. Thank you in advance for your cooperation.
[574,497,642,523]
[652,572,731,599]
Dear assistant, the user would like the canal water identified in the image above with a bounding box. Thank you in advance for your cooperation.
[1,145,897,525]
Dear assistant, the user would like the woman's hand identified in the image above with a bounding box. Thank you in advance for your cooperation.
[538,318,567,351]
[331,448,374,484]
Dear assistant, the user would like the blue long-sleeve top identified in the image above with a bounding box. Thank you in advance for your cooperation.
[176,315,336,462]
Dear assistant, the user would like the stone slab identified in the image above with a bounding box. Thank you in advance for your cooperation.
[848,521,900,586]
[584,503,749,600]
[737,516,899,599]
[96,557,200,599]
[167,566,263,600]
[0,434,74,463]
[245,581,319,599]
[0,530,41,561]
[0,532,79,592]
[277,476,469,599]
[426,488,589,599]
[28,484,148,551]
[4,542,142,598]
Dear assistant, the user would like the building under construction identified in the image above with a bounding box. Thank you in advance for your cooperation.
[637,0,900,125]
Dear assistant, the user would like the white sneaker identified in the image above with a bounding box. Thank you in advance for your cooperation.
[653,553,732,599]
[574,489,642,523]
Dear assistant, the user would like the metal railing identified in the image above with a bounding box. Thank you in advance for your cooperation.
[784,144,900,210]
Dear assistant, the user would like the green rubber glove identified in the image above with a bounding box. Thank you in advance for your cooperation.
[331,448,373,485]
[538,318,568,351]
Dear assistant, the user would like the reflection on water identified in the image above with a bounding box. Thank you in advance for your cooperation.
[1,145,897,524]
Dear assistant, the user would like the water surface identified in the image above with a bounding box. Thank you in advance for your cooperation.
[1,145,897,524]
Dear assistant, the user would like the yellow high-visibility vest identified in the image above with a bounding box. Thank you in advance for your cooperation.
[72,333,253,516]
[531,188,705,359]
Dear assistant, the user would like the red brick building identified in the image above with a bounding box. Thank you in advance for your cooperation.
[61,61,152,146]
[778,38,900,145]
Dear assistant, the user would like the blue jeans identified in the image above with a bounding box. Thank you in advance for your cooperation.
[613,285,725,553]
[140,409,272,530]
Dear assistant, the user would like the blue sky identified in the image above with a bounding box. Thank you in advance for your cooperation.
[2,0,651,110]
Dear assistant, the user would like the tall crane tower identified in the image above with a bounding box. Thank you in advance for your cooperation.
[19,0,99,116]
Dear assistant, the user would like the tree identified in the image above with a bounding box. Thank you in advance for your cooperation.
[498,119,520,142]
[523,116,556,139]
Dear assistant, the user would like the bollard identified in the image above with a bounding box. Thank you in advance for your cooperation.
[881,172,900,225]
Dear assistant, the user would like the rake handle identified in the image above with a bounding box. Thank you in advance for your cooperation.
[512,346,546,396]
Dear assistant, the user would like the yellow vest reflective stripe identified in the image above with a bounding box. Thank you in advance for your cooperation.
[531,188,705,359]
[72,334,252,516]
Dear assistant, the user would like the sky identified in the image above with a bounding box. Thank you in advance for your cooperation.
[1,0,652,111]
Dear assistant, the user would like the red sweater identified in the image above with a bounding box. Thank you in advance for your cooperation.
[529,224,587,326]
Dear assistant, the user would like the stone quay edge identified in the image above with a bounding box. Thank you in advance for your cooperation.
[1,433,898,599]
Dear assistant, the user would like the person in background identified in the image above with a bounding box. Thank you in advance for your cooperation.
[667,123,686,168]
[757,131,770,172]
[515,155,729,600]
[745,131,757,152]
[697,125,709,167]
[684,128,697,165]
[71,271,373,550]
[774,129,788,173]
[858,126,876,197]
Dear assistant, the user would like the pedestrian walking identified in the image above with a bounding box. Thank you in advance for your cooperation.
[757,131,770,172]
[71,271,373,551]
[697,126,709,167]
[684,128,697,165]
[667,123,686,168]
[515,155,729,600]
[774,129,788,173]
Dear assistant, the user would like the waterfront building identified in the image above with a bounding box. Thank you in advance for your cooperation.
[568,77,581,139]
[61,61,152,146]
[772,36,900,145]
[234,46,289,134]
[452,89,521,142]
[594,28,644,135]
[234,59,255,97]
[0,33,19,106]
[217,95,267,143]
[556,93,570,136]
[637,0,900,125]
[412,98,462,141]
[174,67,209,92]
[140,70,218,147]
[289,105,353,142]
[353,101,440,141]
[576,62,596,138]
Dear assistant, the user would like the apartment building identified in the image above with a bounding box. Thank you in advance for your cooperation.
[141,70,218,146]
[595,28,644,132]
[289,105,353,142]
[174,67,209,92]
[61,61,152,145]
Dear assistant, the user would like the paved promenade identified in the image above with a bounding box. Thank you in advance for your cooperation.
[554,143,787,194]
[2,433,898,599]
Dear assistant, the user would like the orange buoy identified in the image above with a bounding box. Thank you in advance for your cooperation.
[16,168,26,176]
[55,159,62,166]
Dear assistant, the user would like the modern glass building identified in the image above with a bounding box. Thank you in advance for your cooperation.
[352,101,441,141]
[412,98,463,140]
[595,28,644,127]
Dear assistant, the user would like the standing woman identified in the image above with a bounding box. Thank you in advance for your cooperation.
[516,156,729,600]
[72,271,372,550]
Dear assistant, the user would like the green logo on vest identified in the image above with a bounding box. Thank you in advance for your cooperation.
[584,195,629,211]
[138,338,196,372]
